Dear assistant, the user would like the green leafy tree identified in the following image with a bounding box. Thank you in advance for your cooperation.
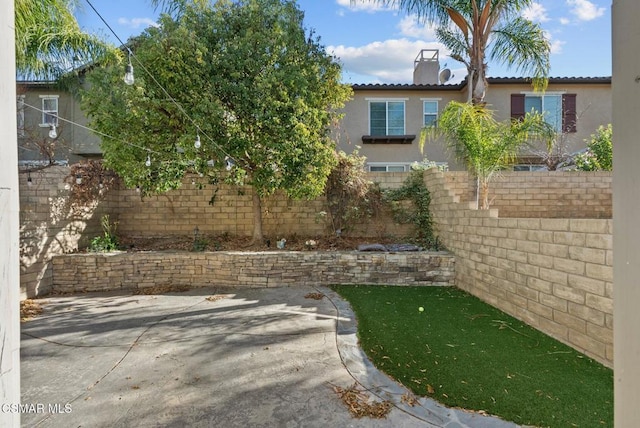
[574,124,613,171]
[427,101,554,209]
[15,0,119,80]
[374,0,550,104]
[81,0,352,242]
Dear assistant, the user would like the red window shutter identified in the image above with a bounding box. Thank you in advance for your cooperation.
[562,94,577,133]
[511,94,525,120]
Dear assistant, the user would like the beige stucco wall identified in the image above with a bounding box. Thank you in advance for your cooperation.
[486,81,612,154]
[338,80,611,170]
[337,87,465,169]
[612,0,640,426]
[17,84,101,163]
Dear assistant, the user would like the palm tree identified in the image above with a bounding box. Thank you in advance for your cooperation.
[15,0,119,80]
[376,0,550,104]
[428,101,554,208]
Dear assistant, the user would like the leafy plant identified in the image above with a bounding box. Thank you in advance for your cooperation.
[88,215,119,252]
[81,0,352,244]
[384,170,438,249]
[574,124,613,171]
[425,101,554,209]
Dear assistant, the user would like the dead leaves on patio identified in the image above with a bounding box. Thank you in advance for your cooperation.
[332,383,392,419]
[20,299,44,322]
[133,284,191,295]
[304,292,325,300]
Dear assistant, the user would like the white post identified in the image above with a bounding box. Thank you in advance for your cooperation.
[0,0,21,426]
[613,0,640,426]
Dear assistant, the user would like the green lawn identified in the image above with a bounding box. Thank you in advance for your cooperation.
[331,285,613,428]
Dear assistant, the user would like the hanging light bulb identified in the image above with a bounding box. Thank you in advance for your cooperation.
[225,156,233,171]
[145,154,151,167]
[98,176,104,189]
[75,174,82,185]
[48,124,57,139]
[124,53,134,85]
[27,171,33,187]
[194,134,201,149]
[135,185,141,193]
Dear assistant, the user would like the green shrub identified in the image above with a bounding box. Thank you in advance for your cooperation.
[89,215,119,252]
[575,124,612,171]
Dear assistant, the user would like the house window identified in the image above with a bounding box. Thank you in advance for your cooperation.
[513,164,547,172]
[422,100,438,127]
[511,93,577,133]
[368,163,408,172]
[369,100,405,136]
[40,95,59,126]
[17,95,25,137]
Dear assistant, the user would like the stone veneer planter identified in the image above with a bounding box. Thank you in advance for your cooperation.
[51,251,455,293]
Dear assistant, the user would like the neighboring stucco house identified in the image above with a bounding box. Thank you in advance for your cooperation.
[16,81,101,166]
[16,49,611,173]
[337,50,612,172]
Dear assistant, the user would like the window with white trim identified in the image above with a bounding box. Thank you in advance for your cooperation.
[422,100,438,127]
[525,94,562,131]
[369,100,405,136]
[368,163,408,172]
[40,95,59,126]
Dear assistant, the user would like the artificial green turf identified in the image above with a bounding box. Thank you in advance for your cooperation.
[331,285,613,428]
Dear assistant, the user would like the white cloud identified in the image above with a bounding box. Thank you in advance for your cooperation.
[522,2,549,22]
[559,17,571,25]
[117,17,159,29]
[336,0,398,13]
[335,0,396,13]
[398,15,437,39]
[549,39,566,55]
[327,38,457,84]
[566,0,605,21]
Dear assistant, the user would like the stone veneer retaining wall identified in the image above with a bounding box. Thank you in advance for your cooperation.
[424,169,613,367]
[51,251,455,292]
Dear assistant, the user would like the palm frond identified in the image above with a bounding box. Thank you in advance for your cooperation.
[489,17,550,89]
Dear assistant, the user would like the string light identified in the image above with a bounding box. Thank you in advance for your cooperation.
[27,171,33,186]
[76,174,82,184]
[194,134,201,149]
[49,124,57,139]
[124,52,135,86]
[145,154,151,167]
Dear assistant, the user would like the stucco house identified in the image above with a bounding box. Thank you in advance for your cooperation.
[16,49,611,174]
[336,50,612,172]
[16,80,101,168]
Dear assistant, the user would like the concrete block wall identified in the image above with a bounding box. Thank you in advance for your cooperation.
[424,168,613,367]
[446,171,612,219]
[19,166,108,297]
[51,251,455,292]
[108,173,412,239]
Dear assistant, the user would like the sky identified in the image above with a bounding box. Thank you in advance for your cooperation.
[75,0,612,85]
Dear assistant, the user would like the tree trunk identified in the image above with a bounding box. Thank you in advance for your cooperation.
[251,190,264,244]
[479,179,490,210]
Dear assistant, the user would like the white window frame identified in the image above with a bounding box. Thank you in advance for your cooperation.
[366,98,408,136]
[521,91,564,132]
[513,164,547,172]
[367,162,410,172]
[39,95,59,127]
[420,98,440,127]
